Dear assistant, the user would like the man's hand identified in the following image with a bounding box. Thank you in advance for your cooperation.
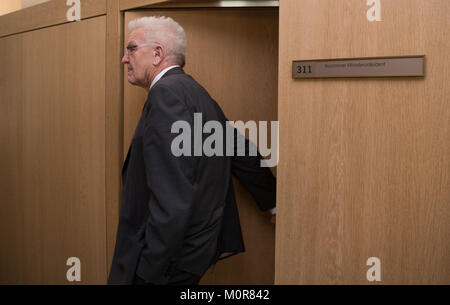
[270,214,276,224]
[269,207,276,224]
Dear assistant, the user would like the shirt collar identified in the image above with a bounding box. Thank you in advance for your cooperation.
[150,65,180,90]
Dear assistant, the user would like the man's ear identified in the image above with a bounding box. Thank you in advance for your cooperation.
[153,45,165,66]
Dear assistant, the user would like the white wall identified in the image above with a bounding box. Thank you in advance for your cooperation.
[0,0,51,16]
[0,0,21,16]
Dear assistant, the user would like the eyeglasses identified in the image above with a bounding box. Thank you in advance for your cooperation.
[124,43,154,56]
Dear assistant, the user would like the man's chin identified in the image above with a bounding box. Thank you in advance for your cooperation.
[127,76,137,86]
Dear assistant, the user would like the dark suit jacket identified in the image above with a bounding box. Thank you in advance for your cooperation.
[108,67,276,285]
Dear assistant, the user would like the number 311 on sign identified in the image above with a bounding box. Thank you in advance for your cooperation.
[297,65,312,74]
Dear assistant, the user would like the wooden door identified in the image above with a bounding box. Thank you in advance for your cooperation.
[276,0,450,284]
[0,16,107,284]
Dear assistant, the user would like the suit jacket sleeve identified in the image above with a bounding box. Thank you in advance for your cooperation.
[136,84,196,284]
[229,123,277,212]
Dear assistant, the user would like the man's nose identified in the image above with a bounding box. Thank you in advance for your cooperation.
[121,54,129,64]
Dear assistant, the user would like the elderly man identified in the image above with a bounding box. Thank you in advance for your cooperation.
[108,16,276,285]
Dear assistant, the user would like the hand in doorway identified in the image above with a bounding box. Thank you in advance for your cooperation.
[269,207,276,224]
[270,214,276,224]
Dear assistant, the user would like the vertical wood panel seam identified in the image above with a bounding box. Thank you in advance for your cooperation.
[105,0,124,283]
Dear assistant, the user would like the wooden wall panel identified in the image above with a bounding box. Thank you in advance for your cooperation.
[124,8,278,284]
[105,0,123,278]
[276,0,450,284]
[0,33,24,284]
[0,16,107,284]
[21,0,51,9]
[0,0,106,38]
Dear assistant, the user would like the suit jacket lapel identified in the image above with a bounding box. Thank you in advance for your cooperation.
[123,67,185,181]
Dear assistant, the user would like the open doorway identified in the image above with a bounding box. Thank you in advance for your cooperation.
[123,7,279,284]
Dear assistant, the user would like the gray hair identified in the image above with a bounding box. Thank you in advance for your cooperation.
[128,16,187,67]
